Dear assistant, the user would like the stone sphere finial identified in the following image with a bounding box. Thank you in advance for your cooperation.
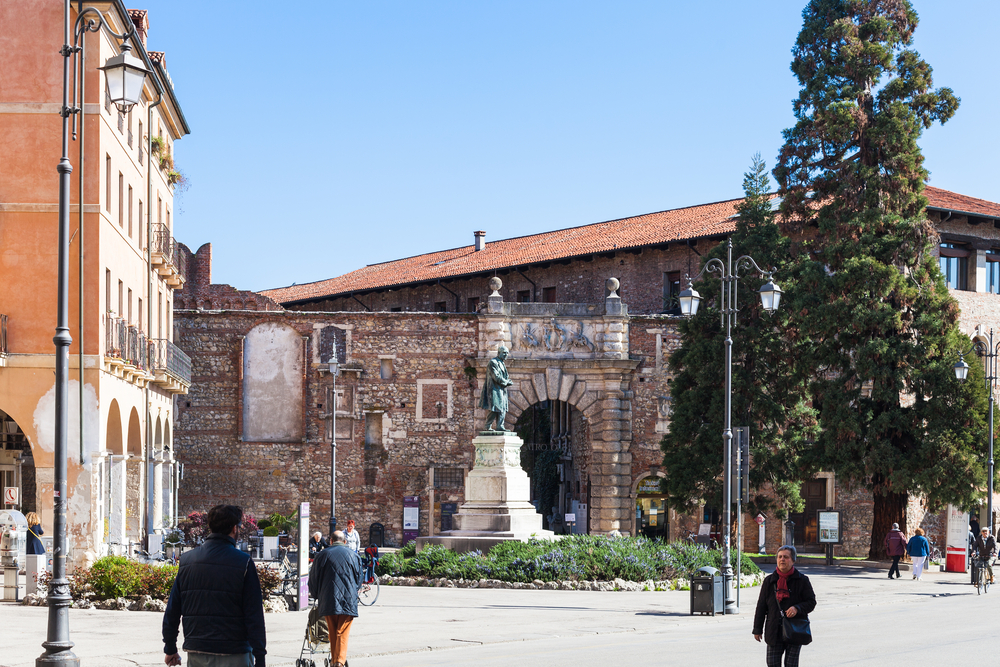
[488,276,503,295]
[606,277,620,297]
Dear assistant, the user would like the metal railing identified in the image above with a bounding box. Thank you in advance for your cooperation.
[126,326,147,370]
[0,314,7,355]
[138,143,144,165]
[127,128,133,148]
[149,338,192,385]
[105,316,126,359]
[152,223,175,266]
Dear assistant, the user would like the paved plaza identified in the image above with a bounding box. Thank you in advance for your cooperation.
[2,563,994,667]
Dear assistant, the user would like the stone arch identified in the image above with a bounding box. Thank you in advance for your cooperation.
[127,408,142,456]
[493,362,636,535]
[163,420,171,451]
[106,399,123,455]
[154,416,163,455]
[0,407,37,514]
[243,322,304,442]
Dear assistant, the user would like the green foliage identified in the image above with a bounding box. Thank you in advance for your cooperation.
[256,518,272,530]
[661,155,818,517]
[268,510,298,534]
[81,556,179,601]
[262,526,280,537]
[771,0,986,558]
[149,135,165,156]
[378,536,761,583]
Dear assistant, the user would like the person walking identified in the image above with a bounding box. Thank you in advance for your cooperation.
[884,522,907,579]
[753,545,817,667]
[24,512,45,556]
[309,530,363,667]
[344,520,361,553]
[162,505,267,667]
[906,527,931,580]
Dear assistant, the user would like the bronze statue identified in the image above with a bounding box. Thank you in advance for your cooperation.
[480,345,513,431]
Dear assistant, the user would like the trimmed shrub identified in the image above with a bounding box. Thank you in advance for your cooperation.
[379,536,762,583]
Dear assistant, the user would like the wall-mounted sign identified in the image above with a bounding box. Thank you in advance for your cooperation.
[637,478,662,495]
[817,510,841,544]
[3,487,17,505]
[403,495,420,546]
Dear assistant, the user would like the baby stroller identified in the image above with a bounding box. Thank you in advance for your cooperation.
[296,605,332,667]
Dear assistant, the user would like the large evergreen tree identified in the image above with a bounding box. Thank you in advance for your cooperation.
[661,156,819,520]
[774,0,989,558]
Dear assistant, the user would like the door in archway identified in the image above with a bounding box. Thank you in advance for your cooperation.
[636,477,669,540]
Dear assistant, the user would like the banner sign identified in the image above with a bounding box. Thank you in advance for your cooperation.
[817,510,841,544]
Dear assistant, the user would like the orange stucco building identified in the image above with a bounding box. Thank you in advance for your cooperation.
[0,1,190,564]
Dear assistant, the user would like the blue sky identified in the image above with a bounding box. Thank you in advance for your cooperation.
[140,1,1000,293]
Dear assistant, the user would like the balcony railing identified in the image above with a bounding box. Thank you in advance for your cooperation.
[105,317,147,370]
[126,326,148,371]
[0,313,7,355]
[128,128,133,148]
[151,224,185,288]
[149,338,192,386]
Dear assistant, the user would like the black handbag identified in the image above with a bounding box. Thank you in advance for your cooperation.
[777,590,813,645]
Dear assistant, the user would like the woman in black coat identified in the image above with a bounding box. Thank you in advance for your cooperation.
[753,545,817,667]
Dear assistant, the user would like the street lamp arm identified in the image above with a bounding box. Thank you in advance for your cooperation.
[734,255,776,281]
[683,256,726,289]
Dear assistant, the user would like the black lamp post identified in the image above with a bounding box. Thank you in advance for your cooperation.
[41,5,149,666]
[328,361,340,538]
[955,331,998,535]
[679,237,782,615]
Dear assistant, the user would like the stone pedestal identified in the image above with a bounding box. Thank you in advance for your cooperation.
[416,432,552,553]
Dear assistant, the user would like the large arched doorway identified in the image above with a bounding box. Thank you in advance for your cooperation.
[514,400,590,534]
[0,409,34,515]
[126,408,143,541]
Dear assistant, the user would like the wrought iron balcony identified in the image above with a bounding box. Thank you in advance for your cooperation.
[150,223,185,288]
[105,316,127,360]
[149,338,191,393]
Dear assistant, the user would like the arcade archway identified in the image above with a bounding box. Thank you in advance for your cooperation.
[0,409,34,514]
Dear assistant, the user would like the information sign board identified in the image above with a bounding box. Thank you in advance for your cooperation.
[817,510,841,544]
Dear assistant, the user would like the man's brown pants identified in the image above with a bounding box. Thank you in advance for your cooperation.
[324,615,354,665]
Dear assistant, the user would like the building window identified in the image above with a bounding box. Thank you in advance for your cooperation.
[117,110,124,133]
[663,271,681,313]
[118,280,124,317]
[127,109,133,147]
[516,290,531,303]
[434,301,447,312]
[104,86,111,112]
[106,269,111,313]
[138,121,144,163]
[127,186,133,237]
[988,250,1000,294]
[939,242,969,291]
[118,173,124,227]
[542,286,556,303]
[127,288,132,324]
[434,468,464,489]
[158,195,162,226]
[105,155,111,212]
[380,358,392,380]
[137,298,142,331]
[467,297,480,312]
[158,292,163,339]
[138,200,143,246]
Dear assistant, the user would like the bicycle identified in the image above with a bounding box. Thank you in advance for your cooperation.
[358,547,380,606]
[927,539,942,565]
[972,556,992,595]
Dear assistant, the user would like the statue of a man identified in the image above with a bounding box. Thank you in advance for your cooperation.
[481,345,513,431]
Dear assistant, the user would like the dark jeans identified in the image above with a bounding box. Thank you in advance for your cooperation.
[888,555,901,578]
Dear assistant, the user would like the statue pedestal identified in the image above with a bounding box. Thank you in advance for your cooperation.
[416,432,553,554]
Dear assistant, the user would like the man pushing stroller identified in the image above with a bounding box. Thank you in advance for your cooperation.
[308,530,363,667]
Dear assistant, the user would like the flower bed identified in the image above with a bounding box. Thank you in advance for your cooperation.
[379,536,762,584]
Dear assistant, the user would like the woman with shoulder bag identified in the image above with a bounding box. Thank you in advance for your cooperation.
[753,545,817,667]
[25,512,45,555]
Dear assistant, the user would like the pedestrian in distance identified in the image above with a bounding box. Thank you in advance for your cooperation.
[884,522,907,579]
[753,545,817,667]
[971,514,981,536]
[162,504,267,667]
[309,531,330,559]
[344,520,361,553]
[906,527,931,580]
[974,527,996,584]
[24,511,45,556]
[309,530,363,667]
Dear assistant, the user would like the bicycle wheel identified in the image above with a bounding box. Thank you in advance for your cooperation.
[358,575,380,606]
[976,567,983,595]
[984,569,991,594]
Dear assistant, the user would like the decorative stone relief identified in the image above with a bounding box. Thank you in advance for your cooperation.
[512,319,597,357]
[474,440,524,468]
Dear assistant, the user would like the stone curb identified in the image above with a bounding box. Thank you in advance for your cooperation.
[380,572,766,591]
[20,593,290,613]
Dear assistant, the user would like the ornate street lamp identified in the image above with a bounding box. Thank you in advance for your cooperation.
[329,360,340,538]
[955,334,998,535]
[679,237,782,615]
[41,6,149,666]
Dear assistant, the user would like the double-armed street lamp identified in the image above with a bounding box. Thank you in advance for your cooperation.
[678,238,783,615]
[954,331,999,535]
[42,5,151,666]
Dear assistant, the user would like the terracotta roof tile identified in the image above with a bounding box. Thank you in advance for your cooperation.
[262,187,1000,304]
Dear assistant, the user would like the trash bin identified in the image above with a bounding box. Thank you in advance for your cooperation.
[690,566,724,616]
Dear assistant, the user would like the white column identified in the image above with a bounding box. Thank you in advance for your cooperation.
[152,457,163,531]
[109,455,128,549]
[975,249,987,293]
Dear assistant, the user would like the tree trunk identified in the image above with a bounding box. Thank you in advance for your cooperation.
[869,479,908,560]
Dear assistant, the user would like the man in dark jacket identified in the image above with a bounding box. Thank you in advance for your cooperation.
[884,523,907,579]
[163,505,266,667]
[309,530,363,667]
[975,527,996,584]
[753,545,817,667]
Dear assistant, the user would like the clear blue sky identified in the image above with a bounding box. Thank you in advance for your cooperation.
[140,0,1000,293]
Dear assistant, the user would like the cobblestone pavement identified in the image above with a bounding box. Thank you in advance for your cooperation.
[0,563,987,667]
